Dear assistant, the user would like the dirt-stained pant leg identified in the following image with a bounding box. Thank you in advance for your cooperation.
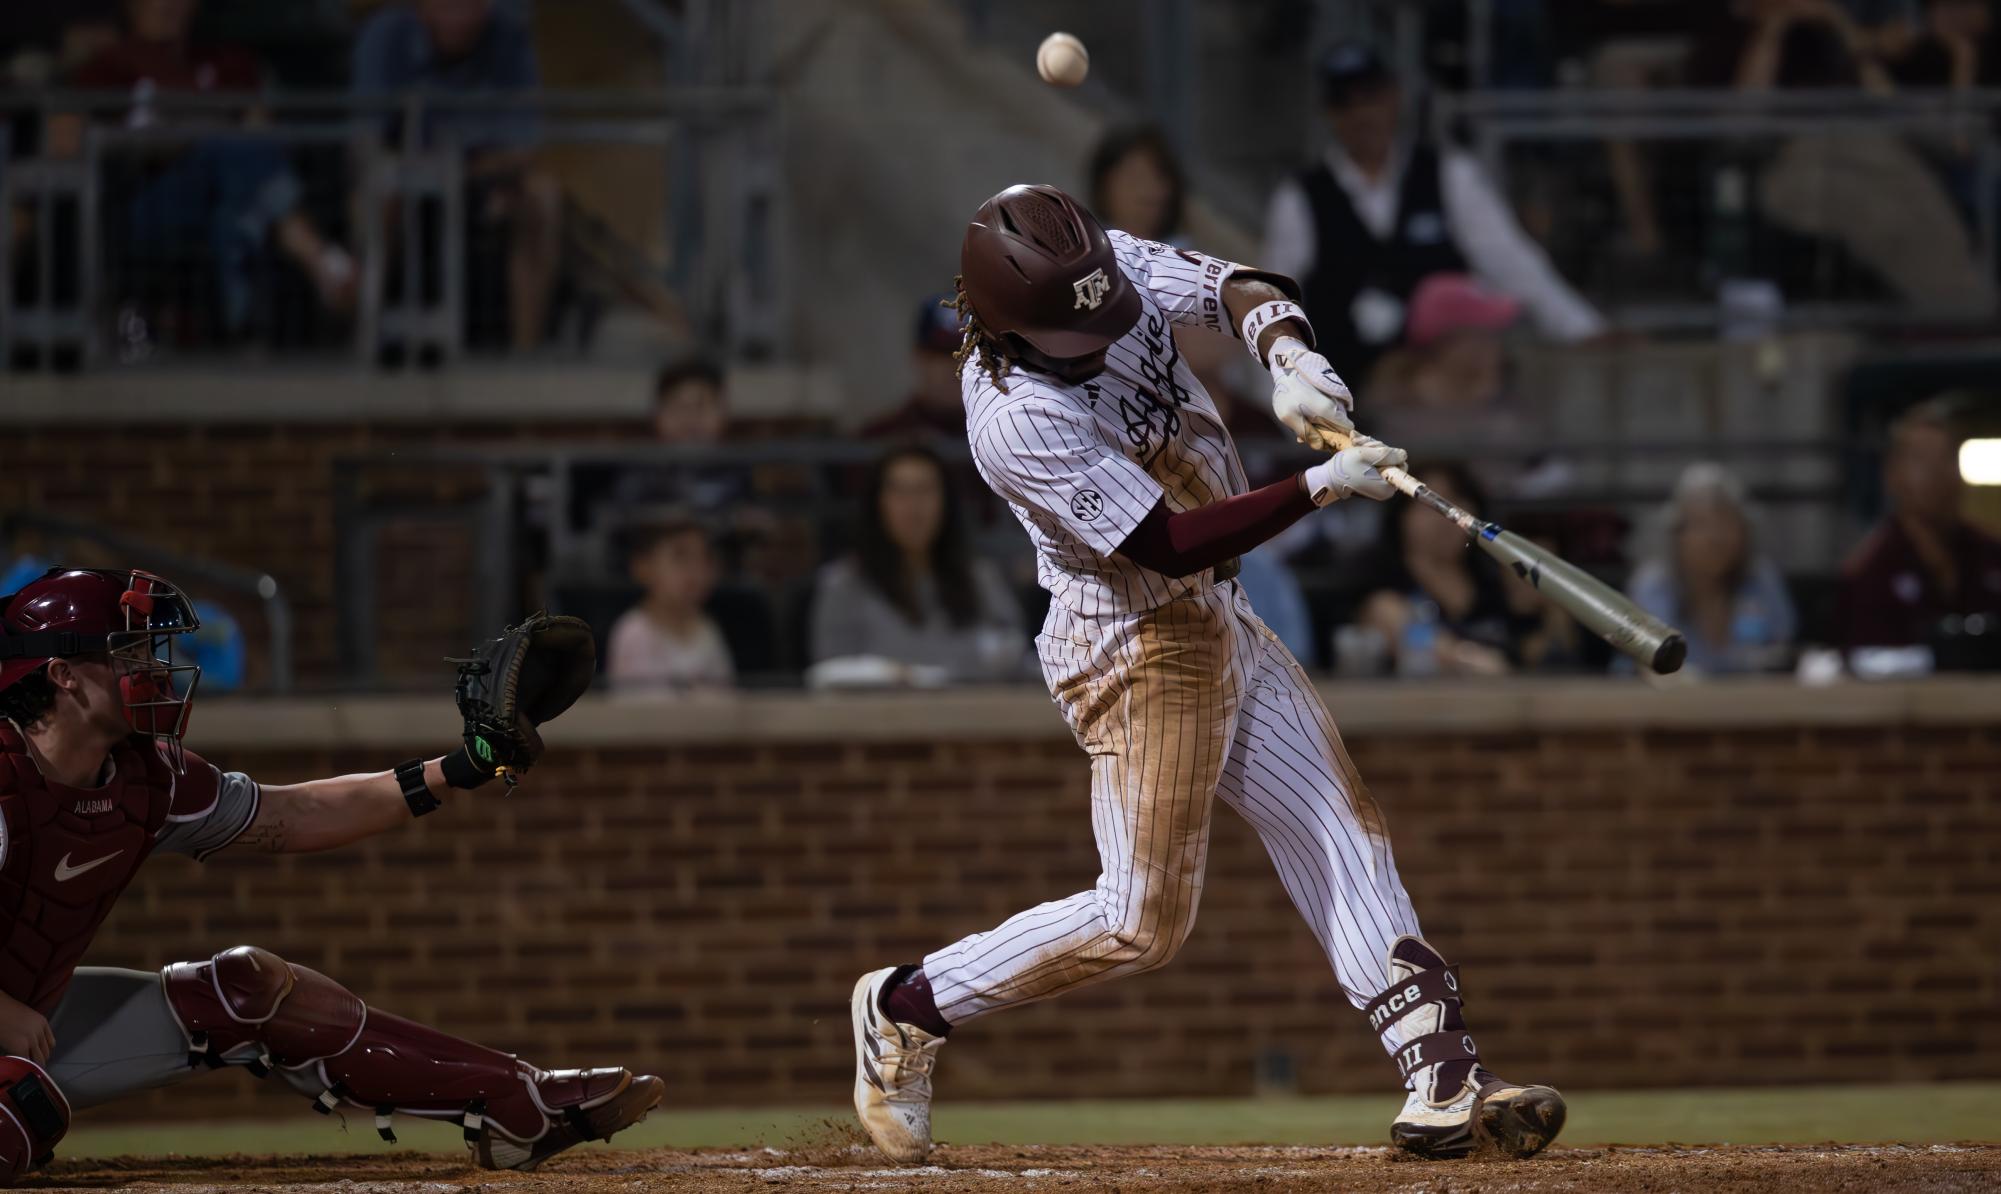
[44,967,317,1109]
[1214,616,1425,1051]
[925,588,1256,1024]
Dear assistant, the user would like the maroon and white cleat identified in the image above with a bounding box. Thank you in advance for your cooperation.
[474,1068,665,1171]
[1371,936,1566,1160]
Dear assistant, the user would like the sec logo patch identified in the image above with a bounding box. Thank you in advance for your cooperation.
[1070,490,1104,521]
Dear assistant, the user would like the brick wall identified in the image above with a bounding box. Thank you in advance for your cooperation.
[0,422,637,687]
[82,717,2001,1119]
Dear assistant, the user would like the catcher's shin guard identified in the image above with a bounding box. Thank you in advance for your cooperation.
[1370,936,1565,1160]
[161,946,661,1168]
[0,1057,68,1186]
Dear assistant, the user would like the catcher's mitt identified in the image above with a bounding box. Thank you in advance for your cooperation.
[451,612,596,785]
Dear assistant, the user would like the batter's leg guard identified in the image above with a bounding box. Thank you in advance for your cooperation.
[1369,935,1565,1160]
[0,1056,69,1186]
[161,946,663,1170]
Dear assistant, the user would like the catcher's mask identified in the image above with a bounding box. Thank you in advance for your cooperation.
[0,568,203,770]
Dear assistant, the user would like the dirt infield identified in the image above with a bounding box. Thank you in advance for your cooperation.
[30,1142,2001,1192]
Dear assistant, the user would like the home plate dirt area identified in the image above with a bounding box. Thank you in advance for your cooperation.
[28,1142,2001,1192]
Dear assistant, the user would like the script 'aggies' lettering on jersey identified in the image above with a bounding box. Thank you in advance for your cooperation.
[964,231,1254,621]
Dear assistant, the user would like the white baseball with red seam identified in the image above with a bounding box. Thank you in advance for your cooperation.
[1037,32,1089,87]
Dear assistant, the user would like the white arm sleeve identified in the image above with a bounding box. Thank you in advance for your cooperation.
[1106,229,1247,335]
[1441,151,1605,342]
[973,400,1165,557]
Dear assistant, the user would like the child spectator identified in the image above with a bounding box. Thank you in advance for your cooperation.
[650,355,729,446]
[609,356,748,516]
[1367,274,1569,498]
[1370,273,1520,416]
[605,517,734,693]
[809,446,1024,686]
[1628,463,1798,674]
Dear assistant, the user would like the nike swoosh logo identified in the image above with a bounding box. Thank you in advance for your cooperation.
[54,851,122,882]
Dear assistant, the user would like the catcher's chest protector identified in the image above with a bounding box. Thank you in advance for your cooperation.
[0,724,171,1013]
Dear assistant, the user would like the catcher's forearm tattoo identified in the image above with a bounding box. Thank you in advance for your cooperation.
[236,815,289,853]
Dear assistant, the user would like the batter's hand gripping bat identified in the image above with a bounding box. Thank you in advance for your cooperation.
[1313,426,1687,674]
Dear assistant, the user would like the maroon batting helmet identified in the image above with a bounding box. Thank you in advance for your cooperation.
[0,568,203,766]
[959,184,1142,363]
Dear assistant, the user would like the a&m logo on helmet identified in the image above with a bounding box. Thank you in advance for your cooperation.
[1072,268,1111,311]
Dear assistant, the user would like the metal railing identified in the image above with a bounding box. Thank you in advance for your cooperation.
[1,509,294,694]
[325,429,1847,688]
[1,88,781,370]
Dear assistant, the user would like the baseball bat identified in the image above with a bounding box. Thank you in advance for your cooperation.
[1313,426,1687,675]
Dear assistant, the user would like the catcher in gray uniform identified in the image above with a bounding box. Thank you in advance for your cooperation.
[0,569,656,1184]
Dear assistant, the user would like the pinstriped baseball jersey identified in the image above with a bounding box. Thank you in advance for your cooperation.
[966,231,1252,622]
[928,229,1430,1077]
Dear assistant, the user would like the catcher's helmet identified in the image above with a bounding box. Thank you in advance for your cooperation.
[0,568,203,765]
[959,184,1142,362]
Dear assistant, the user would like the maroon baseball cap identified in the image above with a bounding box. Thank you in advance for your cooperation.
[1404,273,1521,347]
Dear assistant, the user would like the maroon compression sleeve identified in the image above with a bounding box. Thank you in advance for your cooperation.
[1115,474,1315,578]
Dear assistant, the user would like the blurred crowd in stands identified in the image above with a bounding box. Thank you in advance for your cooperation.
[4,0,1999,691]
[561,346,1999,692]
[4,0,564,357]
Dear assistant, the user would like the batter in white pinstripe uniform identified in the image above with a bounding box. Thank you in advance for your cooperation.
[851,185,1565,1164]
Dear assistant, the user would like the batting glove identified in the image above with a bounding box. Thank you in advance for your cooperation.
[1303,437,1407,506]
[1268,335,1355,447]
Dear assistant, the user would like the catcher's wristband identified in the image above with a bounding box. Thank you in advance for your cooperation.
[1239,300,1311,364]
[438,746,496,791]
[394,758,443,817]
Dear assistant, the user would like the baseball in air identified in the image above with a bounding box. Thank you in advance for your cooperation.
[1037,32,1089,87]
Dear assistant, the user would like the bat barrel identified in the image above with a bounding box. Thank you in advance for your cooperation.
[1479,528,1688,675]
[1652,633,1688,675]
[1306,424,1687,673]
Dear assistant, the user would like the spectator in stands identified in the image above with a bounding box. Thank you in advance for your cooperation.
[1352,463,1527,676]
[1086,122,1255,439]
[1367,273,1518,420]
[650,354,729,445]
[1688,0,1996,316]
[611,355,749,515]
[1262,42,1604,380]
[810,446,1024,686]
[1366,274,1575,499]
[1840,400,2001,649]
[860,297,969,442]
[1089,123,1186,247]
[1498,520,1593,673]
[353,0,561,350]
[605,516,735,693]
[1628,463,1797,674]
[1556,0,1735,261]
[55,0,357,339]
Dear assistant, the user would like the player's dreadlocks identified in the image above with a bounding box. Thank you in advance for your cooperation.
[943,276,1010,393]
